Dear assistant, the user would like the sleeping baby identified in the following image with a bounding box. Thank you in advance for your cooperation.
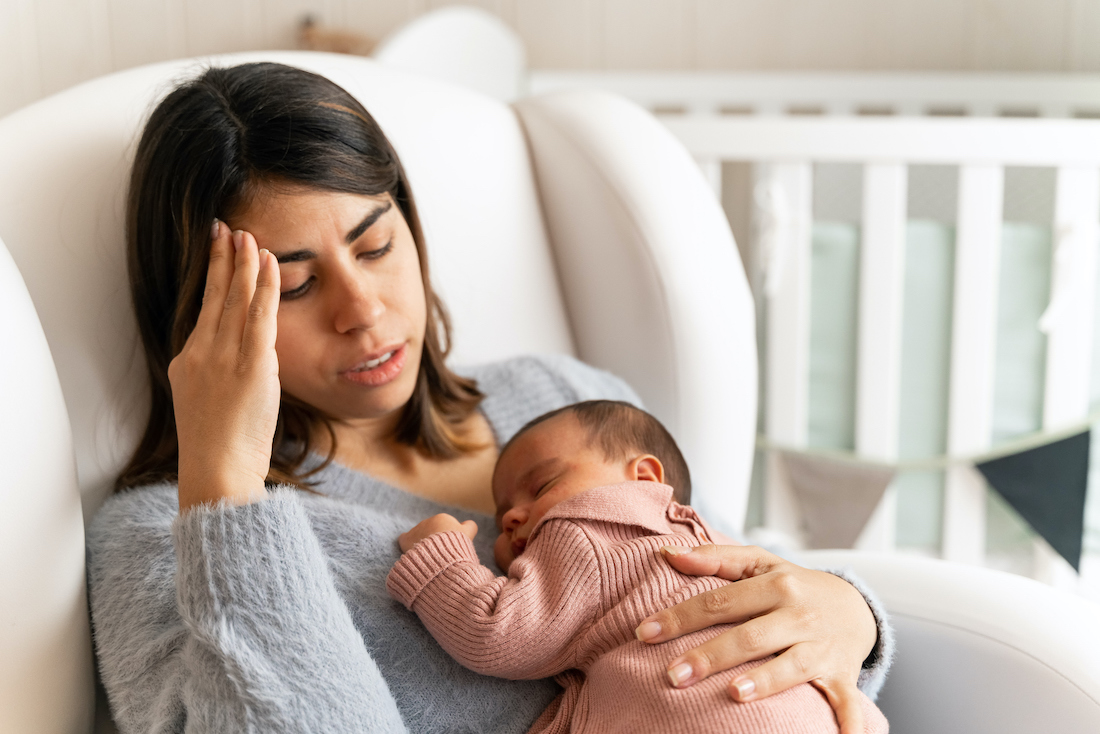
[387,400,888,734]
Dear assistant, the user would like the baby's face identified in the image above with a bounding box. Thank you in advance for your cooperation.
[492,413,632,571]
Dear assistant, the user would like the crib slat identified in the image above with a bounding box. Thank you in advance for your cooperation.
[943,165,1005,565]
[1044,167,1100,428]
[1035,166,1100,585]
[761,162,813,543]
[854,164,908,552]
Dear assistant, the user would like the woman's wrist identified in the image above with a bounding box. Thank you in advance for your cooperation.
[820,566,895,696]
[178,464,268,512]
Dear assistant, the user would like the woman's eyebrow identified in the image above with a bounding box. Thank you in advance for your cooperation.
[345,201,392,243]
[274,250,315,263]
[272,201,394,263]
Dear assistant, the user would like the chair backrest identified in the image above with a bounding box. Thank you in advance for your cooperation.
[373,6,526,102]
[0,51,574,523]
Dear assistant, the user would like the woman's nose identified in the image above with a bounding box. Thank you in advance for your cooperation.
[331,269,384,333]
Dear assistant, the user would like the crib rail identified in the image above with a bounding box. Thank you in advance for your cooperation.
[529,71,1100,119]
[657,114,1100,575]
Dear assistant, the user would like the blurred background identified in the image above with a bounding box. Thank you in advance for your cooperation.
[5,0,1100,117]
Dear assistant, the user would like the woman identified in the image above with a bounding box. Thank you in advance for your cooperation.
[87,62,890,734]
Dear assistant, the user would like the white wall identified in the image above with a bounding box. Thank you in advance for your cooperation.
[4,0,1100,117]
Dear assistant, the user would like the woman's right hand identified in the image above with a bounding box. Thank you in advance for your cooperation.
[168,222,282,511]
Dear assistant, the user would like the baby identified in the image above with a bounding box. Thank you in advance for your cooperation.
[387,400,887,734]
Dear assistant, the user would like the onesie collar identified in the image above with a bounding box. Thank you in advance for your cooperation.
[530,481,711,543]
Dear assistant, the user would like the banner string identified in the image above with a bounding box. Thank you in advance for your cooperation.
[756,410,1099,471]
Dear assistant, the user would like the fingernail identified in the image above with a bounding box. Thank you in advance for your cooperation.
[661,545,691,556]
[233,230,243,251]
[635,621,662,641]
[732,677,755,700]
[667,662,693,687]
[259,248,270,264]
[211,219,220,240]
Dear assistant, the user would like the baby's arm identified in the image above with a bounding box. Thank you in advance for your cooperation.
[387,519,601,680]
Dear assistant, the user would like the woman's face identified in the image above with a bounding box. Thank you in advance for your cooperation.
[229,186,427,429]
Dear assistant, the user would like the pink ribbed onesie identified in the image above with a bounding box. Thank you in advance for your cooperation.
[387,482,887,734]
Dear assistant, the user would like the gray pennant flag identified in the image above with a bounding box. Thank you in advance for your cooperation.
[779,451,896,549]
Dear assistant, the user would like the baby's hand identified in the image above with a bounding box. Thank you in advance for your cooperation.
[399,514,478,552]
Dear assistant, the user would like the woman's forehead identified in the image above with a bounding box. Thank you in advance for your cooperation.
[230,189,397,249]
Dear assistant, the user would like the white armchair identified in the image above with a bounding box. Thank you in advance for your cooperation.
[0,52,1096,733]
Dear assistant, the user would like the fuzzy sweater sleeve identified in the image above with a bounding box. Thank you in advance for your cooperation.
[386,523,601,680]
[86,486,407,734]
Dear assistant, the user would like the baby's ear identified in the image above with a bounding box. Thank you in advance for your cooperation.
[630,454,665,484]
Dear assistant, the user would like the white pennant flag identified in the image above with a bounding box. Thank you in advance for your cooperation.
[779,451,895,549]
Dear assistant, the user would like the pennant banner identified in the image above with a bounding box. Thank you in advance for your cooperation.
[976,430,1091,571]
[780,451,896,549]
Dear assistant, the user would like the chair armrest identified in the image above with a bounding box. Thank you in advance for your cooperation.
[804,550,1100,734]
[514,90,757,534]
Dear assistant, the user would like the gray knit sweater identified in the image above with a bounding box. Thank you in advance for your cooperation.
[87,354,892,734]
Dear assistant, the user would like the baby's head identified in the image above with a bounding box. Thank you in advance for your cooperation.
[492,400,690,570]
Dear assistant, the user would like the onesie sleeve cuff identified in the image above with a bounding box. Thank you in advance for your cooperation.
[819,566,896,700]
[386,531,480,609]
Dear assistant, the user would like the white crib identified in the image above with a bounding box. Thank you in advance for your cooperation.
[527,70,1100,595]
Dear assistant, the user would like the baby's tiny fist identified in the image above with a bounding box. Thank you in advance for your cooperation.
[398,513,472,552]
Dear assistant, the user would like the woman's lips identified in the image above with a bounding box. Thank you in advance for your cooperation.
[340,344,407,387]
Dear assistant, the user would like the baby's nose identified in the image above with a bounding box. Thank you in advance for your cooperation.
[501,506,527,531]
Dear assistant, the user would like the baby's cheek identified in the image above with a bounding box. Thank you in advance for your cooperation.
[493,533,514,573]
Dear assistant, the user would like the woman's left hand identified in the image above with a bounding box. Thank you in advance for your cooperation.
[634,544,877,734]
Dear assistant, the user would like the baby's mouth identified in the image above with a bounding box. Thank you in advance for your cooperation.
[511,537,527,557]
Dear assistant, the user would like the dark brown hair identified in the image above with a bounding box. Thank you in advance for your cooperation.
[117,62,483,491]
[505,400,691,504]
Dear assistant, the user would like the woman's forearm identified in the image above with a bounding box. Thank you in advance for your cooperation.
[89,487,408,733]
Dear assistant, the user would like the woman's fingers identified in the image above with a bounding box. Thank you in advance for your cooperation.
[810,677,865,734]
[240,248,281,359]
[191,220,234,344]
[217,230,261,347]
[660,543,782,582]
[726,641,817,701]
[663,608,802,688]
[635,555,786,645]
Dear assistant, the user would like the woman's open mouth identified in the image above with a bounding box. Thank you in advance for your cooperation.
[341,344,408,387]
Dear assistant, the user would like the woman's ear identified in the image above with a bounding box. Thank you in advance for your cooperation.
[629,454,665,484]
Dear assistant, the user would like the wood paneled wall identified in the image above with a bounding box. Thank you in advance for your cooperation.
[4,0,1100,117]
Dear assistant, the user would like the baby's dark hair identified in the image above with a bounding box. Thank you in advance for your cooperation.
[505,400,691,504]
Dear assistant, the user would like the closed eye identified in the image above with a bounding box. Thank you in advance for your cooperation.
[281,240,393,301]
[360,240,393,260]
[281,276,314,300]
